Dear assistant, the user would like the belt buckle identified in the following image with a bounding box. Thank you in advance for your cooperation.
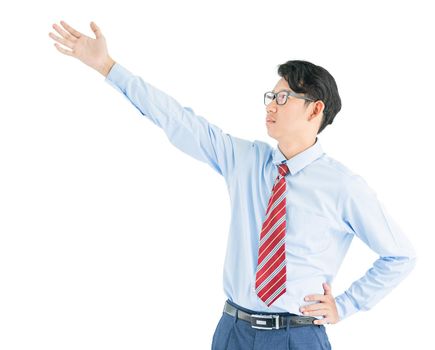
[250,314,280,330]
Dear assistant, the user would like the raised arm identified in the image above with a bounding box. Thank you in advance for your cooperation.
[105,62,255,179]
[48,20,254,181]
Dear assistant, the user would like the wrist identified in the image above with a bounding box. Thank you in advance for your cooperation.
[98,56,116,77]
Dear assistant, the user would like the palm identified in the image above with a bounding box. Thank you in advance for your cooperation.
[49,21,109,71]
[74,34,107,68]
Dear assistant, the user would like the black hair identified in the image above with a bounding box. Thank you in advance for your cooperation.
[277,60,342,134]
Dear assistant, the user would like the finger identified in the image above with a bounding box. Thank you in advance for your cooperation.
[90,21,102,39]
[53,43,74,57]
[313,317,331,325]
[301,303,326,312]
[305,294,327,302]
[302,308,329,317]
[52,23,77,43]
[48,32,74,50]
[60,20,82,39]
[323,282,332,295]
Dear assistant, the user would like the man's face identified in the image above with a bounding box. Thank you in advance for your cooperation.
[265,78,320,142]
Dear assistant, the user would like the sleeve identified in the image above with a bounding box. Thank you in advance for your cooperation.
[334,175,417,321]
[104,62,254,182]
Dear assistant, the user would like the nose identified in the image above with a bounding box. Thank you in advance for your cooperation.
[266,100,277,112]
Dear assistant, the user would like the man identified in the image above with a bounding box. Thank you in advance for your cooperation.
[48,20,417,350]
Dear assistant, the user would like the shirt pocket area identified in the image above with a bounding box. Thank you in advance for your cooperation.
[286,207,332,255]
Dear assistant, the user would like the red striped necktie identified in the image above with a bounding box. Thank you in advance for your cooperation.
[255,162,290,307]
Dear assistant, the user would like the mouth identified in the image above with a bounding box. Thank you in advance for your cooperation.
[266,115,276,124]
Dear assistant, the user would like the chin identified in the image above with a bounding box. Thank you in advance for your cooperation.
[266,130,278,141]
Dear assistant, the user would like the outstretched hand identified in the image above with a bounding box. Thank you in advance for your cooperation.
[48,20,115,76]
[300,282,340,325]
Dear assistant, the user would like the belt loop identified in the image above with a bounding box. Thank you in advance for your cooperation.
[234,308,238,324]
[286,316,290,331]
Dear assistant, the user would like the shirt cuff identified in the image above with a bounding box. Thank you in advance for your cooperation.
[335,291,360,321]
[104,62,133,93]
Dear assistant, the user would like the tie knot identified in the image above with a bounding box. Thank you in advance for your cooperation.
[277,163,290,177]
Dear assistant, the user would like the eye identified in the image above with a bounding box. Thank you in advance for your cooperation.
[277,92,287,102]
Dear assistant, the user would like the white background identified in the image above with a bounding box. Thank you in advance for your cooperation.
[1,0,434,349]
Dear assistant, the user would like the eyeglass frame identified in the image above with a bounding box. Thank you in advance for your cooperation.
[264,89,316,106]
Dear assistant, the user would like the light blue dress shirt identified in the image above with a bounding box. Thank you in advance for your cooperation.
[104,62,417,321]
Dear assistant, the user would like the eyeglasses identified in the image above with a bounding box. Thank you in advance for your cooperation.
[264,90,315,106]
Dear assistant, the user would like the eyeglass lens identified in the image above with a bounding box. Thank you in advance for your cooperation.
[264,91,288,105]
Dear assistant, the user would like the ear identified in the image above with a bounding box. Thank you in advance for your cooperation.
[308,100,325,121]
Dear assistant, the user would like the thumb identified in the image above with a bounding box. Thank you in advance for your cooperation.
[90,21,102,39]
[323,282,332,295]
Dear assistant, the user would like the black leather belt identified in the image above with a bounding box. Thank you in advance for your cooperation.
[223,300,317,330]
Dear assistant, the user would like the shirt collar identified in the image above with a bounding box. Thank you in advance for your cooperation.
[272,137,325,176]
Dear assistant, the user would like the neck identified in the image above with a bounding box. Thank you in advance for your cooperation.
[278,137,317,160]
